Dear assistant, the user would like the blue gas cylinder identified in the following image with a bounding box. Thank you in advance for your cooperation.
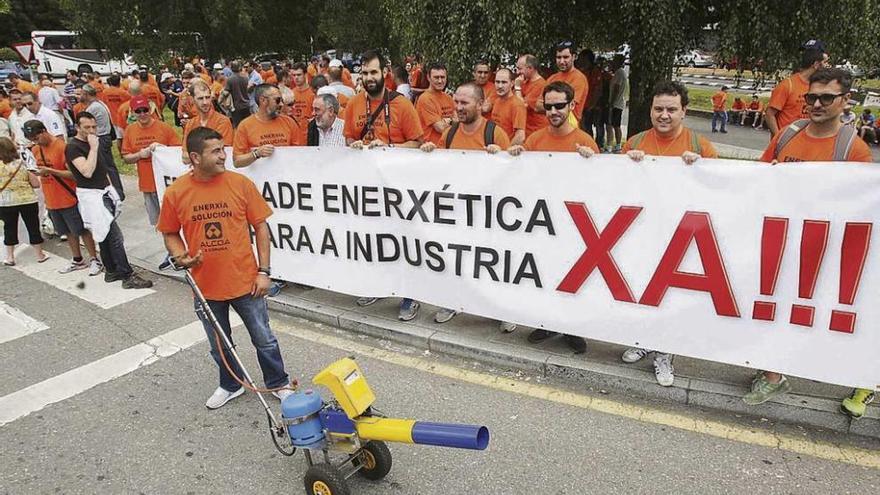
[281,389,325,448]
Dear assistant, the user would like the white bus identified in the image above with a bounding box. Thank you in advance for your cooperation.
[31,30,137,77]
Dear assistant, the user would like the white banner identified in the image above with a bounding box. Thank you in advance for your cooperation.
[153,147,880,390]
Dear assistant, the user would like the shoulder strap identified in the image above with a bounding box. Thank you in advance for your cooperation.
[359,90,401,141]
[445,122,460,149]
[773,119,810,160]
[484,120,496,146]
[833,124,858,161]
[37,146,77,199]
[0,161,23,195]
[688,129,702,155]
[628,130,650,150]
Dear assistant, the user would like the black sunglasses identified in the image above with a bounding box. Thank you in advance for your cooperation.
[556,40,575,50]
[543,101,570,111]
[804,92,846,106]
[134,107,150,114]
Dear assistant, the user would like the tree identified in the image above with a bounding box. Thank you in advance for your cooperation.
[0,0,67,54]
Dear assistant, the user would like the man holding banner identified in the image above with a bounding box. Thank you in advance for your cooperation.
[750,67,872,407]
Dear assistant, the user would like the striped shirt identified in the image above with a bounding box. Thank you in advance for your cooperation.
[318,118,346,147]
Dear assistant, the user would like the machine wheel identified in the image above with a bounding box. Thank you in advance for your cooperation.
[303,463,350,495]
[77,64,94,75]
[356,441,393,481]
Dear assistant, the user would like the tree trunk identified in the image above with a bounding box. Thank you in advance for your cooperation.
[626,41,675,137]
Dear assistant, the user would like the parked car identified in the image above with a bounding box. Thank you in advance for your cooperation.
[836,61,865,78]
[675,50,715,68]
[0,61,31,82]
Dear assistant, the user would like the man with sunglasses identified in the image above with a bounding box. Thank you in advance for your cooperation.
[745,68,872,407]
[21,91,65,139]
[232,83,301,168]
[542,41,589,125]
[121,95,181,226]
[766,40,829,136]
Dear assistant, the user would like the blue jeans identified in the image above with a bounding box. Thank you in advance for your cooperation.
[195,293,289,392]
[712,110,728,131]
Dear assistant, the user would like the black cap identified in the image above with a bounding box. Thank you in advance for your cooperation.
[802,39,827,53]
[22,119,46,139]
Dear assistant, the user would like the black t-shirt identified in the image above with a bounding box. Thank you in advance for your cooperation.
[65,136,110,189]
[225,74,249,111]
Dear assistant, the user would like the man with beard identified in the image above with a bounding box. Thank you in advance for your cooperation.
[182,80,233,162]
[419,82,515,331]
[491,68,527,145]
[508,81,597,354]
[345,49,424,320]
[416,62,455,146]
[542,41,589,124]
[233,84,302,168]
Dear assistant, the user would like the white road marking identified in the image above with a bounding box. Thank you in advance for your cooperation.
[0,300,49,344]
[0,314,242,426]
[10,246,154,309]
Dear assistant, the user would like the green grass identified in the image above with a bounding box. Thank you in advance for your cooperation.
[860,79,880,91]
[688,88,769,113]
[113,107,180,177]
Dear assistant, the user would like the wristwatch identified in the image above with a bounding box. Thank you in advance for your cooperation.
[258,267,271,276]
[252,149,260,160]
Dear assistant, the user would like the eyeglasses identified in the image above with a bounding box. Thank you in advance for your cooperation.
[542,101,570,111]
[134,107,150,114]
[804,92,846,106]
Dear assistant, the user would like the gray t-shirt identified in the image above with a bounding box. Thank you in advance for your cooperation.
[611,68,628,110]
[86,100,113,137]
[225,74,249,111]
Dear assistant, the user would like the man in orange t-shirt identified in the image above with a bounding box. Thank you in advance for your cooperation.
[121,95,182,226]
[415,62,455,146]
[182,80,233,161]
[491,68,527,145]
[419,82,512,329]
[343,50,423,149]
[24,120,100,274]
[767,43,829,136]
[510,81,599,156]
[99,75,131,138]
[473,60,497,116]
[0,91,11,119]
[290,62,315,144]
[514,54,548,137]
[158,126,293,409]
[544,41,589,122]
[710,85,729,133]
[8,73,35,94]
[233,83,302,168]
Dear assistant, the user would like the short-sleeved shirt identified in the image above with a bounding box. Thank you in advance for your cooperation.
[476,81,497,115]
[439,119,511,150]
[610,68,627,110]
[342,91,423,145]
[711,91,728,111]
[291,85,315,144]
[621,127,718,158]
[225,74,250,111]
[182,110,234,156]
[157,171,273,301]
[760,128,873,163]
[491,94,527,139]
[65,136,110,189]
[33,136,77,210]
[768,73,810,130]
[520,77,547,137]
[523,126,600,153]
[34,106,66,138]
[233,114,301,156]
[416,89,454,145]
[86,100,113,137]
[38,86,63,112]
[0,160,37,207]
[99,86,131,127]
[731,100,745,111]
[548,69,589,119]
[122,119,182,192]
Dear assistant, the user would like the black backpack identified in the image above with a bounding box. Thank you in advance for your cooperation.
[444,120,497,149]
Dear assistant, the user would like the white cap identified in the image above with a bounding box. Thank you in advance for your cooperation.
[184,63,194,71]
[213,63,222,70]
[328,59,343,68]
[160,72,173,83]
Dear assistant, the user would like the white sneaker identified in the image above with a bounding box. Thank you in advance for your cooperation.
[205,386,245,409]
[58,259,87,274]
[88,258,103,276]
[433,307,458,323]
[621,347,649,363]
[272,388,295,402]
[653,353,674,387]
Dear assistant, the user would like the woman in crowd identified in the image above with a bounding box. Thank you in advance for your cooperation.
[0,137,47,265]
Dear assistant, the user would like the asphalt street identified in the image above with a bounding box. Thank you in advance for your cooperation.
[2,241,880,495]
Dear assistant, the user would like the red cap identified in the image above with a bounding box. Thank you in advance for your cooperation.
[130,95,150,111]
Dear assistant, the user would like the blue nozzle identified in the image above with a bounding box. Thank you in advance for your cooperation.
[411,422,490,450]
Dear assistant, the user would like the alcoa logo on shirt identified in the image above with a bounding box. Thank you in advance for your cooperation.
[201,221,230,251]
[205,222,223,239]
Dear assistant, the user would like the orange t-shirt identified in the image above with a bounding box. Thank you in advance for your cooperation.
[622,127,718,158]
[121,119,181,192]
[33,136,77,210]
[547,69,589,121]
[342,91,423,145]
[16,80,36,94]
[521,76,547,136]
[491,94,527,139]
[307,64,318,84]
[141,83,165,111]
[768,73,810,130]
[99,86,131,127]
[89,80,105,94]
[157,171,272,301]
[760,128,873,163]
[177,93,198,121]
[341,68,354,89]
[523,126,600,153]
[476,81,497,114]
[384,72,397,91]
[211,81,224,100]
[233,114,302,156]
[748,100,762,111]
[182,109,234,156]
[409,66,422,88]
[711,91,728,111]
[731,99,745,111]
[198,73,212,85]
[439,119,511,150]
[73,102,88,118]
[416,89,454,145]
[291,85,315,144]
[0,98,11,119]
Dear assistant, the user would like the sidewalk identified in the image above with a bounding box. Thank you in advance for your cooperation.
[116,170,880,440]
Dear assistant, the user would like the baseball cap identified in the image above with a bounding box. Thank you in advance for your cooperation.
[328,59,343,68]
[802,39,827,53]
[212,62,222,70]
[160,72,173,83]
[184,63,194,71]
[130,95,150,111]
[22,120,47,139]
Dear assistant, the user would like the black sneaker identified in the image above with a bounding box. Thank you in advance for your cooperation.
[104,271,125,283]
[158,254,172,271]
[122,273,154,289]
[564,335,587,354]
[527,329,558,344]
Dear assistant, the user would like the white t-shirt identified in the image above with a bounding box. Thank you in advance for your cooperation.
[34,105,67,138]
[8,108,34,145]
[396,83,412,100]
[317,82,355,99]
[38,86,64,112]
[611,68,628,110]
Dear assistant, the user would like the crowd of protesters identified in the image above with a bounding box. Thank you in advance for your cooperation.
[0,38,874,417]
